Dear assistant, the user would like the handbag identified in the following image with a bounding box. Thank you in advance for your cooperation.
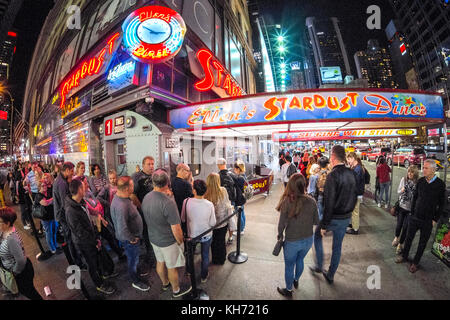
[31,200,45,220]
[0,267,18,295]
[272,237,284,256]
[244,178,255,200]
[390,200,400,217]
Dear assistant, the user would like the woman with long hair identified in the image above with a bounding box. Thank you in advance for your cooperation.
[275,173,319,298]
[88,164,109,198]
[204,173,233,265]
[393,165,419,255]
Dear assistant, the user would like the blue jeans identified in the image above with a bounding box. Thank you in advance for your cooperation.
[120,240,140,283]
[379,182,390,204]
[196,236,212,279]
[42,220,58,252]
[283,236,313,290]
[317,195,324,221]
[313,218,350,280]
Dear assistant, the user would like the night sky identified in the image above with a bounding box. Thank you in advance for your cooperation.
[8,0,396,112]
[258,0,395,76]
[9,0,54,112]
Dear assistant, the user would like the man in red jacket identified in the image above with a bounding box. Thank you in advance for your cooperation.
[376,157,391,209]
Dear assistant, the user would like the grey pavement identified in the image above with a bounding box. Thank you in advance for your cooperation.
[2,172,450,300]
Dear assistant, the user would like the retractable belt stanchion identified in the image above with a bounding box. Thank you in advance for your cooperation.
[183,238,208,300]
[228,207,248,264]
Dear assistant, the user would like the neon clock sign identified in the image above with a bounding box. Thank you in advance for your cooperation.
[122,6,186,63]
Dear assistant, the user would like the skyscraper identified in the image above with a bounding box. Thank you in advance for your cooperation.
[388,0,450,109]
[385,19,417,90]
[354,39,397,89]
[0,30,17,80]
[306,17,352,85]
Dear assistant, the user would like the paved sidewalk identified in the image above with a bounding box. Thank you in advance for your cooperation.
[2,176,450,300]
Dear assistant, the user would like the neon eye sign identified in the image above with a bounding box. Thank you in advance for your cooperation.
[122,5,186,64]
[195,49,244,97]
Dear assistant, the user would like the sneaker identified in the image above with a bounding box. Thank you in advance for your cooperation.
[384,204,389,209]
[293,279,299,289]
[346,228,359,235]
[377,203,381,208]
[227,237,233,245]
[102,271,119,280]
[277,287,293,298]
[392,238,399,247]
[201,274,209,283]
[23,224,31,230]
[396,244,404,255]
[322,270,333,284]
[162,282,171,291]
[96,283,116,295]
[132,281,150,292]
[172,284,192,298]
[55,248,63,255]
[395,255,405,263]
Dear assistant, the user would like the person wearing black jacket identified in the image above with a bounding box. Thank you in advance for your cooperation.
[231,162,247,237]
[346,153,365,235]
[217,158,236,204]
[310,146,357,284]
[396,159,446,273]
[65,179,116,295]
[53,162,82,267]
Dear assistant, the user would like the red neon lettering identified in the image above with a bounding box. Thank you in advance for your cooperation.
[88,57,96,75]
[74,70,81,87]
[314,95,326,108]
[212,61,224,87]
[223,75,232,95]
[289,96,302,109]
[364,94,392,115]
[347,92,359,106]
[187,109,202,126]
[107,33,120,54]
[195,50,214,91]
[339,97,351,113]
[302,97,314,111]
[327,96,340,110]
[95,48,106,74]
[264,97,280,121]
[81,62,88,79]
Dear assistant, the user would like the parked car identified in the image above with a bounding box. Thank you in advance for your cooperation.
[386,147,427,168]
[367,147,391,162]
[355,146,372,160]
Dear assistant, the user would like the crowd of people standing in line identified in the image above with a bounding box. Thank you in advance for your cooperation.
[275,146,446,298]
[0,156,248,299]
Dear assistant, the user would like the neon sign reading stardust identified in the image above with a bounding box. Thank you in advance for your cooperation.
[168,90,443,130]
[59,33,120,110]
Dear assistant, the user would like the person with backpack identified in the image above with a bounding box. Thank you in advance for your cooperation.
[346,153,365,235]
[281,155,297,188]
[217,158,236,204]
[315,157,330,221]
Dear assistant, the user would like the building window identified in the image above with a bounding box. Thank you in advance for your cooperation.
[152,63,172,92]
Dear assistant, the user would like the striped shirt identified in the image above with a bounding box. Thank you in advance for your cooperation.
[0,231,26,274]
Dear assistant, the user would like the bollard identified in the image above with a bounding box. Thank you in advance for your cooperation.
[228,207,248,264]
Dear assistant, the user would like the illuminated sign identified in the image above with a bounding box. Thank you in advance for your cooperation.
[273,129,417,142]
[195,49,244,97]
[114,116,125,134]
[0,110,7,120]
[61,92,91,121]
[105,119,113,136]
[60,33,120,110]
[169,90,444,130]
[61,97,81,119]
[107,61,135,81]
[290,61,301,70]
[400,43,407,55]
[122,5,186,64]
[320,66,343,84]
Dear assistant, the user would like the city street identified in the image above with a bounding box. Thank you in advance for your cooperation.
[3,173,449,300]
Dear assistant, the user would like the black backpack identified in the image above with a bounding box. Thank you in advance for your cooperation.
[363,167,370,185]
[220,171,236,203]
[286,163,297,178]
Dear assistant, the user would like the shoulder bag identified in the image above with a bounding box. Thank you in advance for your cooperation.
[0,266,18,295]
[31,194,46,220]
[272,236,284,256]
[243,177,254,200]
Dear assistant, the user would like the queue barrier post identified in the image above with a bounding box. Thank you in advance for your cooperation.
[183,238,209,300]
[228,207,248,264]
